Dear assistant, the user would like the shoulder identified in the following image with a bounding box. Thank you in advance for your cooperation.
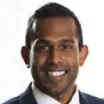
[3,96,20,104]
[79,91,104,104]
[2,83,36,104]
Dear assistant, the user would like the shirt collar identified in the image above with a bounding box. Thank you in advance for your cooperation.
[31,82,80,104]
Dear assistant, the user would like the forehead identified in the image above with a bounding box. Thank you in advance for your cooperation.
[32,17,77,43]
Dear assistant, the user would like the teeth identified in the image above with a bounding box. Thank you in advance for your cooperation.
[48,71,65,76]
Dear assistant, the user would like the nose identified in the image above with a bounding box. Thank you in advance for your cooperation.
[48,48,61,64]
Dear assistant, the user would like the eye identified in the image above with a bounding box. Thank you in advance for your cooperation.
[35,44,49,52]
[60,44,72,50]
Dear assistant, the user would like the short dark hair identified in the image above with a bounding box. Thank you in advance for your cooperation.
[26,2,83,50]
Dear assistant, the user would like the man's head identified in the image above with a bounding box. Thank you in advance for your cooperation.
[21,2,88,102]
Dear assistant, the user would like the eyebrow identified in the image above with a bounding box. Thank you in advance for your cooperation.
[58,39,74,44]
[36,39,74,44]
[36,39,50,44]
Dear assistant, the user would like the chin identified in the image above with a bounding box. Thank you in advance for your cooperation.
[43,83,69,96]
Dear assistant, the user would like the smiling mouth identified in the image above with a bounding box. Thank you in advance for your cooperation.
[47,71,67,77]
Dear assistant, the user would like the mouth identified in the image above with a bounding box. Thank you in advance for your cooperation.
[48,71,66,77]
[43,70,68,83]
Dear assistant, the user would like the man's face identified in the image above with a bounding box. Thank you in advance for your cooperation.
[30,18,82,96]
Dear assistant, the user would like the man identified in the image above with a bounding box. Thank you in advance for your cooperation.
[3,2,104,104]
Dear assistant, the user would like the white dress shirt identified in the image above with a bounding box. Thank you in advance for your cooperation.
[31,82,80,104]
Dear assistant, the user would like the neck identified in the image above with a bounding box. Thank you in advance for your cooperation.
[35,82,76,104]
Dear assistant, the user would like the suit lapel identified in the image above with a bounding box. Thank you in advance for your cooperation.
[79,91,90,104]
[19,83,38,104]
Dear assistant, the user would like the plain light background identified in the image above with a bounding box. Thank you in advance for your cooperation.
[0,0,104,103]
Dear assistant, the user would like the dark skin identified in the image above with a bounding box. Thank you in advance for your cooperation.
[21,17,88,104]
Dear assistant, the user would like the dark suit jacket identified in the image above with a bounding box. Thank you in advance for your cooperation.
[3,83,104,104]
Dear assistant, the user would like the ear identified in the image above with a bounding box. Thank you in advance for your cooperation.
[21,46,30,65]
[79,45,89,66]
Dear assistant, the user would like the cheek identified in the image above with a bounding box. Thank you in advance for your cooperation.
[64,51,79,65]
[36,51,48,56]
[34,52,48,69]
